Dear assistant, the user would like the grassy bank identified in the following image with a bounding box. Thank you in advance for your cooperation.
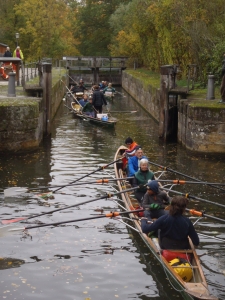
[125,68,221,99]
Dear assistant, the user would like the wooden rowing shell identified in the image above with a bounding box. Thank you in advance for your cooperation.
[114,145,218,300]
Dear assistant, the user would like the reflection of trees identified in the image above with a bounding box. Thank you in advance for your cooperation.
[0,257,25,270]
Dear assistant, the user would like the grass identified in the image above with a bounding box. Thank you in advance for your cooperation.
[125,68,221,100]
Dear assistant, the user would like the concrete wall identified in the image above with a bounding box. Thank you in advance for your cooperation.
[51,79,66,120]
[0,74,66,153]
[0,98,43,152]
[178,99,225,153]
[122,72,160,122]
[122,71,225,154]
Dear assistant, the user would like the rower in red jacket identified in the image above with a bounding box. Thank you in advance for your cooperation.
[122,137,140,171]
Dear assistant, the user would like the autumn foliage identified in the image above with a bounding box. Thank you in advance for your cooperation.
[1,0,225,81]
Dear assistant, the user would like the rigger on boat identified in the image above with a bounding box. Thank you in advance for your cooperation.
[114,145,218,300]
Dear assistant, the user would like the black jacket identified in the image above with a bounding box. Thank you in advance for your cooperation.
[92,90,107,107]
[3,51,12,57]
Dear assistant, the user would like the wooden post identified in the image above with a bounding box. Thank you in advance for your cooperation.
[42,63,52,136]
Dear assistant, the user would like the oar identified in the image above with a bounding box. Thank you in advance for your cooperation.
[160,186,225,209]
[186,208,225,223]
[108,111,137,113]
[67,74,78,86]
[63,104,73,112]
[19,177,133,192]
[9,208,144,231]
[1,185,138,225]
[114,91,126,97]
[3,159,123,197]
[157,179,225,186]
[149,161,225,193]
[61,80,82,108]
[53,158,122,193]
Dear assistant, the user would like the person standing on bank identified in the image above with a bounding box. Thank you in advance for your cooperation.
[220,53,225,103]
[92,85,107,114]
[141,196,199,250]
[13,46,24,60]
[3,47,12,57]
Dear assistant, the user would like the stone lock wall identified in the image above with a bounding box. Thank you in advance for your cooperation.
[122,72,160,122]
[122,70,225,154]
[178,100,225,153]
[0,73,66,153]
[0,98,43,152]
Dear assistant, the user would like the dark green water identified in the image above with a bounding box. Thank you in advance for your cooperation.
[0,89,224,300]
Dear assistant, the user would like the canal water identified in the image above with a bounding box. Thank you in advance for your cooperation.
[0,89,225,300]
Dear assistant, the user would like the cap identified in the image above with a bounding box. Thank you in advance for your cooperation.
[146,180,159,193]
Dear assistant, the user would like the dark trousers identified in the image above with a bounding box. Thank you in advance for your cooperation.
[94,106,103,113]
[144,209,168,220]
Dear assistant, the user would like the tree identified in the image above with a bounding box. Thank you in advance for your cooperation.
[73,0,130,56]
[14,0,80,60]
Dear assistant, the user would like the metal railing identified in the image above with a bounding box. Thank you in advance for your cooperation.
[21,58,58,88]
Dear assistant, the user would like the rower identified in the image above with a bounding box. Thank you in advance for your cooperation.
[131,159,155,205]
[142,180,170,219]
[79,94,89,107]
[103,83,116,94]
[141,196,199,250]
[82,97,95,118]
[127,147,147,177]
[78,79,87,93]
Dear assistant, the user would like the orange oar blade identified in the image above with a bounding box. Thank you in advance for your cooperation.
[1,217,27,225]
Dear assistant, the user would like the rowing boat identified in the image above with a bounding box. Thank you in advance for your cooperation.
[114,145,218,300]
[71,102,117,128]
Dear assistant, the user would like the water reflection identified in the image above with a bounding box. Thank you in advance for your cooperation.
[0,257,25,270]
[0,88,224,299]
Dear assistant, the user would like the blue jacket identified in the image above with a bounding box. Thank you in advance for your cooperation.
[79,99,88,107]
[128,155,147,176]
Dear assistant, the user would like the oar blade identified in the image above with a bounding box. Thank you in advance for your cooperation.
[1,217,28,225]
[4,187,28,198]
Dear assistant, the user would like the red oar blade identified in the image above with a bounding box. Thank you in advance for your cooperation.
[1,217,27,225]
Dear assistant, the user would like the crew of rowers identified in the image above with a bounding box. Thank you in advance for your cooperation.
[123,137,199,250]
[69,79,116,118]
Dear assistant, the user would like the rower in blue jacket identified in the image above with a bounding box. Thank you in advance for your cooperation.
[127,147,147,177]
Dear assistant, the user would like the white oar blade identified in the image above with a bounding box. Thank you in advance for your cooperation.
[8,227,25,232]
[0,225,23,237]
[4,187,28,198]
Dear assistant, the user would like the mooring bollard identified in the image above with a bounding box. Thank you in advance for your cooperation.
[206,74,215,100]
[7,72,16,97]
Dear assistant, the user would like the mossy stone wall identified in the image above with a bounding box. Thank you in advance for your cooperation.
[0,73,66,153]
[0,98,43,152]
[122,72,160,122]
[122,71,225,154]
[178,100,225,153]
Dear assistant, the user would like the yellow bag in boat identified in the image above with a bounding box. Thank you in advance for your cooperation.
[169,258,193,282]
